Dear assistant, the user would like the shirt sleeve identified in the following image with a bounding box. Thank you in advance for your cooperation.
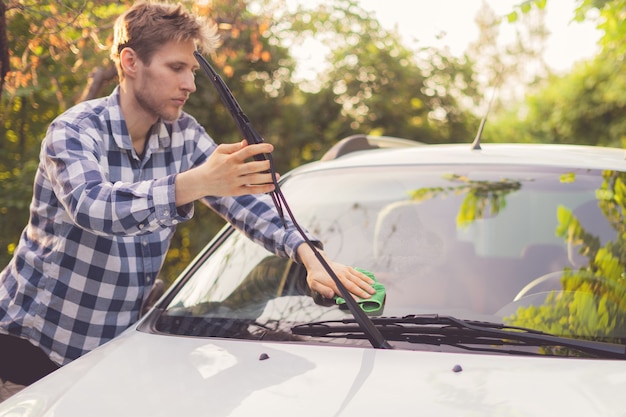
[202,193,321,262]
[44,120,190,236]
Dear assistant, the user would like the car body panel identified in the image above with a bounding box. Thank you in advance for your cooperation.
[291,143,626,175]
[2,325,626,417]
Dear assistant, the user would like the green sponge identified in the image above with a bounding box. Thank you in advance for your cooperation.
[335,268,386,314]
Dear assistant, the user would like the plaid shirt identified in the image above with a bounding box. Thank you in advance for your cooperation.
[0,87,311,366]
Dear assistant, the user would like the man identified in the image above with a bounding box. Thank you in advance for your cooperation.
[0,1,374,400]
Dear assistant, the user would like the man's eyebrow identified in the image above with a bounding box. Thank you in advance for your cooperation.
[167,59,198,70]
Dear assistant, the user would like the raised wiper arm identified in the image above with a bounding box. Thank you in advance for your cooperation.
[292,314,626,359]
[193,50,391,350]
[193,50,285,225]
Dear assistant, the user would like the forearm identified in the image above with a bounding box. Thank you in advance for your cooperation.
[174,167,207,207]
[296,242,325,270]
[203,192,317,260]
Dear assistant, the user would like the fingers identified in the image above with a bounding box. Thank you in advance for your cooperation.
[241,143,273,160]
[214,141,247,154]
[349,268,376,294]
[239,160,272,177]
[234,161,278,191]
[241,170,280,185]
[223,141,275,177]
[208,141,278,195]
[237,182,276,196]
[216,140,273,161]
[238,173,278,195]
[336,268,376,299]
[308,265,375,300]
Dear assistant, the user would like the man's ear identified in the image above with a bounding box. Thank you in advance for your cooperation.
[120,47,139,79]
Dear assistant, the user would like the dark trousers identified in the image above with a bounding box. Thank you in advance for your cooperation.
[0,334,59,386]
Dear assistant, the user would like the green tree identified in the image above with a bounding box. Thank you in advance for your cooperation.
[530,56,623,146]
[0,0,125,269]
[468,1,549,114]
[279,0,481,150]
[488,0,626,146]
[574,0,626,58]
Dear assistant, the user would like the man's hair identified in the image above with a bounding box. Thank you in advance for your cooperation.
[111,1,220,79]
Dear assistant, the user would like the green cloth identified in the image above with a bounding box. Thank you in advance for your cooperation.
[335,268,386,314]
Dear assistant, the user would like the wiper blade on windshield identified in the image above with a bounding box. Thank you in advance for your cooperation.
[291,314,626,359]
[193,50,391,350]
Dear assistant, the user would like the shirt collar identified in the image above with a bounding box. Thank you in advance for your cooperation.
[106,87,132,151]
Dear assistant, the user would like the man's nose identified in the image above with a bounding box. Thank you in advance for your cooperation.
[183,71,197,93]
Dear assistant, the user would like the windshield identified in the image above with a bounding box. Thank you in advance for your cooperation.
[153,164,626,355]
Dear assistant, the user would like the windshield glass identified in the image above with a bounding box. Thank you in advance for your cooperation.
[154,164,625,353]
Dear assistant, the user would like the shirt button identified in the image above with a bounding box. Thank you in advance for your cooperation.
[138,223,144,230]
[142,239,148,247]
[172,219,178,225]
[146,276,152,284]
[163,209,170,216]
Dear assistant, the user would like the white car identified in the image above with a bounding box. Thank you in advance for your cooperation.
[2,135,626,416]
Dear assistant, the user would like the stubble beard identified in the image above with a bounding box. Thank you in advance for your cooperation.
[135,76,182,123]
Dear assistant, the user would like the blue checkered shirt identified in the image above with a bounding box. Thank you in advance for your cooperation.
[0,86,312,366]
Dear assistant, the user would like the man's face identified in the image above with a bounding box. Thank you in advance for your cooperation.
[134,39,199,122]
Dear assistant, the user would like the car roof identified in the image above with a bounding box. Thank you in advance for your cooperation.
[290,136,626,175]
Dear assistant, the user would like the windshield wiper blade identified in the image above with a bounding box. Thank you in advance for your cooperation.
[291,314,626,359]
[193,50,391,350]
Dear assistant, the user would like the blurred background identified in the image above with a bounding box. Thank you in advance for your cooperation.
[1,0,624,284]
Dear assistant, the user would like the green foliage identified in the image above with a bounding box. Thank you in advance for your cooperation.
[1,0,125,268]
[488,0,626,146]
[506,0,547,23]
[280,0,480,146]
[575,0,626,57]
[507,170,626,347]
[487,54,626,146]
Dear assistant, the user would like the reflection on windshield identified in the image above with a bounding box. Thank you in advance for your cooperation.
[158,166,625,350]
[505,170,626,350]
[409,174,522,228]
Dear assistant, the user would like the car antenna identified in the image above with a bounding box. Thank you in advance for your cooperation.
[193,50,392,350]
[471,73,501,150]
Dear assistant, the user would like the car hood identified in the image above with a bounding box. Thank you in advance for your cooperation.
[1,329,626,417]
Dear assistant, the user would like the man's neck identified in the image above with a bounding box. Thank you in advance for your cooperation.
[119,83,157,156]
